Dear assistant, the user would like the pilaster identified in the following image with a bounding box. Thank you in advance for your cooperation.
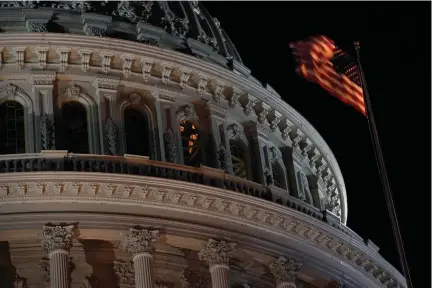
[29,71,56,151]
[92,75,120,155]
[151,86,178,162]
[204,101,232,173]
[246,121,273,185]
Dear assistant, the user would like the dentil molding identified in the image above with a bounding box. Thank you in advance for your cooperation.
[0,33,347,223]
[0,172,405,288]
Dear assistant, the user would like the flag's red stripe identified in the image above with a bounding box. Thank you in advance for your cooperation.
[290,36,366,116]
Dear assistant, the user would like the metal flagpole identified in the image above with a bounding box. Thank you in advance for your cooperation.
[353,41,413,288]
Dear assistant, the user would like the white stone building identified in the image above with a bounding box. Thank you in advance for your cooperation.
[0,1,405,288]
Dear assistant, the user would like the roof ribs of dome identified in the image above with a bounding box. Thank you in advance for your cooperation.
[0,1,242,69]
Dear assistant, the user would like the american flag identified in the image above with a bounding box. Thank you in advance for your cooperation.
[290,36,366,116]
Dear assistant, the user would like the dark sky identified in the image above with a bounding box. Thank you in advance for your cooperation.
[203,2,430,287]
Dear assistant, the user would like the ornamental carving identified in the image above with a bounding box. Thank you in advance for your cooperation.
[41,223,76,253]
[176,105,194,120]
[264,169,273,186]
[0,83,17,97]
[64,84,81,98]
[162,15,189,39]
[39,258,50,283]
[113,261,135,285]
[0,178,402,287]
[104,117,117,155]
[198,239,236,267]
[197,31,219,52]
[163,128,177,163]
[39,113,54,150]
[217,144,230,172]
[269,256,302,283]
[180,269,209,288]
[85,27,106,37]
[140,37,159,46]
[129,92,141,105]
[29,22,48,33]
[122,227,159,255]
[114,1,137,22]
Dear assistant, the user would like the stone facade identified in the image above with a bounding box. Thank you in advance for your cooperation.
[0,2,406,288]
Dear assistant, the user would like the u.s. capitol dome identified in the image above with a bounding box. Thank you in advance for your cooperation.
[0,1,405,288]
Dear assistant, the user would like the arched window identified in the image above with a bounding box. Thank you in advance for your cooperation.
[123,107,150,157]
[0,101,25,154]
[61,102,89,153]
[272,162,287,190]
[229,139,248,179]
[180,120,201,167]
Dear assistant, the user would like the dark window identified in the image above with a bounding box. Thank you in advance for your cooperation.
[180,120,201,167]
[61,102,89,153]
[230,139,247,179]
[0,101,25,154]
[124,107,150,157]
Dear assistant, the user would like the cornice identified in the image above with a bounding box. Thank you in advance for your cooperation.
[0,172,405,288]
[0,33,347,223]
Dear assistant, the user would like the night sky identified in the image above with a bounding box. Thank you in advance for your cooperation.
[203,2,430,287]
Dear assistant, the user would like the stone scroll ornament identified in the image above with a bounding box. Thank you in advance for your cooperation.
[217,144,230,172]
[104,117,117,155]
[39,113,54,150]
[163,128,177,163]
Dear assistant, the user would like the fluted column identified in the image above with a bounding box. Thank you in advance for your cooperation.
[198,239,236,288]
[122,228,159,288]
[41,223,76,288]
[269,257,303,288]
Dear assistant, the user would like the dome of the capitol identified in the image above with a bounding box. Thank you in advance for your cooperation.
[0,1,406,288]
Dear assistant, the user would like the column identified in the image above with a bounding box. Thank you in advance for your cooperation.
[203,101,232,172]
[269,256,303,288]
[30,71,57,151]
[41,223,77,288]
[151,87,178,162]
[246,121,273,185]
[93,75,120,155]
[198,239,236,288]
[122,227,159,288]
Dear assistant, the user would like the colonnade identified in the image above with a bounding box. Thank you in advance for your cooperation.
[38,224,302,288]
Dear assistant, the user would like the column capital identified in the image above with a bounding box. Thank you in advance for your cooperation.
[269,257,302,285]
[41,223,76,253]
[123,227,160,255]
[198,239,236,267]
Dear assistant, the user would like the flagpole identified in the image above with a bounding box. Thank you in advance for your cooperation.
[353,42,413,288]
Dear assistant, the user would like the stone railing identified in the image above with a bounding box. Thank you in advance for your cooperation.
[0,151,364,241]
[0,32,348,224]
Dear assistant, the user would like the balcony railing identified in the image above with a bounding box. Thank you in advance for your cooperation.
[0,151,363,240]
